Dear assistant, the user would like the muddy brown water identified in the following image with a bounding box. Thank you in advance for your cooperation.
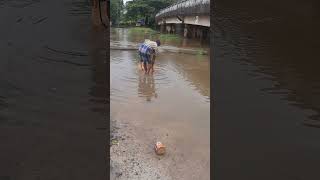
[214,1,320,179]
[110,28,210,178]
[0,1,107,179]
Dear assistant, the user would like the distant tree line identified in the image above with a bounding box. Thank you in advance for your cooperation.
[110,0,124,25]
[110,0,178,27]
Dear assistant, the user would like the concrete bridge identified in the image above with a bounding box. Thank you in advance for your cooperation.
[155,0,210,40]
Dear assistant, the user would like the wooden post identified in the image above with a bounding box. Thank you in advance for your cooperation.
[171,24,175,34]
[91,0,109,27]
[200,28,203,40]
[163,19,166,33]
[184,24,188,38]
[176,23,183,36]
[166,25,171,34]
[91,0,101,27]
[192,26,196,38]
[106,0,109,23]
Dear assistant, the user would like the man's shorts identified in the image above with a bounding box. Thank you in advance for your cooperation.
[138,43,155,64]
[139,51,151,64]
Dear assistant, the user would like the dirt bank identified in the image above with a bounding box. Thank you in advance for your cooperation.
[110,116,210,180]
[110,119,171,180]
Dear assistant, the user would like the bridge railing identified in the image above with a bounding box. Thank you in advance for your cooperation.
[155,0,210,21]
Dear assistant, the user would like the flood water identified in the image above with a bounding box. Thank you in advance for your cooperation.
[0,0,107,179]
[110,28,210,178]
[214,1,320,179]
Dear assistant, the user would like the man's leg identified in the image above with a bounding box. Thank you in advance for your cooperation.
[147,57,153,74]
[148,63,153,74]
[139,53,144,70]
[151,54,155,73]
[143,62,148,74]
[150,62,154,73]
[140,61,144,70]
[147,53,154,74]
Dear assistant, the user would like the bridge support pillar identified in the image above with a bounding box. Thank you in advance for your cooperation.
[197,27,203,40]
[184,24,188,38]
[160,23,165,33]
[171,24,175,34]
[176,23,184,36]
[192,26,196,38]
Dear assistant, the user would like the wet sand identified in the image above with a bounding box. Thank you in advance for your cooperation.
[0,1,108,179]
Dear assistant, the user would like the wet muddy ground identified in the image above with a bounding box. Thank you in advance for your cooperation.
[0,1,107,179]
[110,28,210,179]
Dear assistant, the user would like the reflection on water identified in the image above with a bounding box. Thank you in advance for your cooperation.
[138,74,157,102]
[111,28,210,179]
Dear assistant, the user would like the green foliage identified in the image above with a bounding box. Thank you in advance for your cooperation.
[128,27,157,34]
[110,0,124,25]
[127,27,158,40]
[124,0,176,27]
[128,27,183,44]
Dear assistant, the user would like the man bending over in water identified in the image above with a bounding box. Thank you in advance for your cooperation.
[138,39,160,74]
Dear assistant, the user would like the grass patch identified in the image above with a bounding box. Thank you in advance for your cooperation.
[196,49,206,55]
[128,27,157,35]
[127,27,183,44]
[128,27,159,40]
[159,34,182,43]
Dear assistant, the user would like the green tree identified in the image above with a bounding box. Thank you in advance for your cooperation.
[110,0,124,25]
[124,0,176,27]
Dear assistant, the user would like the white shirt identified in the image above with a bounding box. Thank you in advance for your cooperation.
[144,39,158,54]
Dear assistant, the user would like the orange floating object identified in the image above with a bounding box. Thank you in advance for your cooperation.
[154,142,166,155]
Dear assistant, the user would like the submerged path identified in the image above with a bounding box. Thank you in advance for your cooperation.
[0,1,108,179]
[110,28,210,180]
